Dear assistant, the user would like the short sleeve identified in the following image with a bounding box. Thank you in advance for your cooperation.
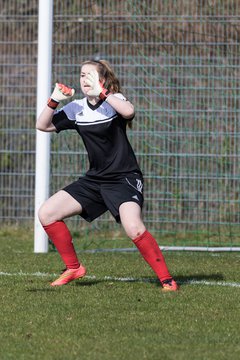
[52,100,84,132]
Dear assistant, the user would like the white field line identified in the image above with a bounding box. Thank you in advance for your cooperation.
[0,271,240,288]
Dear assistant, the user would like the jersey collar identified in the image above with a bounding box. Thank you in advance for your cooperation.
[87,98,104,110]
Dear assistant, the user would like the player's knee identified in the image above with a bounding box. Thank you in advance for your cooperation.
[38,203,51,226]
[124,223,146,240]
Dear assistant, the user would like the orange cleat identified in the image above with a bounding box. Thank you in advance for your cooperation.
[51,264,86,286]
[162,278,179,292]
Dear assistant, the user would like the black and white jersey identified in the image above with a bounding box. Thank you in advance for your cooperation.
[52,94,142,180]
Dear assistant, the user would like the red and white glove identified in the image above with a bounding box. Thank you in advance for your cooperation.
[85,70,112,100]
[47,83,75,110]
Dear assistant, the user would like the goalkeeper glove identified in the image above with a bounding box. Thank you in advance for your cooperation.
[85,70,112,100]
[47,83,75,110]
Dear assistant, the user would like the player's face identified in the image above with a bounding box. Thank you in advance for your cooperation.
[80,64,98,95]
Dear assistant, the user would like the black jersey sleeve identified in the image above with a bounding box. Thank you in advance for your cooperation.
[52,109,76,133]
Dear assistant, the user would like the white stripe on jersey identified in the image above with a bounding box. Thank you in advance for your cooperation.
[76,114,118,126]
[61,94,126,126]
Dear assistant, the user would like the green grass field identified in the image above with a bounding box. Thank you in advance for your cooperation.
[0,228,240,360]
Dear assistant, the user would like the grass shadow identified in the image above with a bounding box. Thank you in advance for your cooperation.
[176,272,224,285]
[24,272,225,292]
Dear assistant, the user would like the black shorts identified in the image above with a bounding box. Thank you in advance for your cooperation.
[63,174,144,223]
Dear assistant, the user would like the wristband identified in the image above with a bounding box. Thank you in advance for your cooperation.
[99,88,112,101]
[47,98,59,110]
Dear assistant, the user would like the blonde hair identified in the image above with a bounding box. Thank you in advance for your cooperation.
[81,60,121,93]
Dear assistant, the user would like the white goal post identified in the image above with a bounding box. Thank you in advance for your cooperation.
[34,0,53,253]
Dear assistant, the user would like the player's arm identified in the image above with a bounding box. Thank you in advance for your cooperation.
[104,95,134,119]
[85,70,135,119]
[36,106,57,132]
[36,83,75,132]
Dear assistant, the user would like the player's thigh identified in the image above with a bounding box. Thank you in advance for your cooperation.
[119,201,146,239]
[38,190,82,225]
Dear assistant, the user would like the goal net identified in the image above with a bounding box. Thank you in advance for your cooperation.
[47,0,240,251]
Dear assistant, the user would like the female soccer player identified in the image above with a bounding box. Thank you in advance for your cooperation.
[36,59,178,291]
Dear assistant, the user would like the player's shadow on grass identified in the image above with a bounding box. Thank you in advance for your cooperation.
[25,272,225,291]
[176,273,224,285]
[75,279,104,286]
[25,278,103,292]
[75,272,225,288]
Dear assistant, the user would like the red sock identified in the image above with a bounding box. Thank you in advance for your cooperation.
[43,221,80,269]
[133,230,171,283]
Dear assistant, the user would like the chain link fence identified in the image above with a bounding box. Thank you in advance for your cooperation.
[1,0,240,247]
